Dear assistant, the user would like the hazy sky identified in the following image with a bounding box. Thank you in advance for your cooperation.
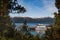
[9,0,58,18]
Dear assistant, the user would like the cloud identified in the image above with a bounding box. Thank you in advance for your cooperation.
[42,0,58,13]
[10,0,58,18]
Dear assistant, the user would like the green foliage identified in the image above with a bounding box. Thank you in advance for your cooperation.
[0,0,26,13]
[8,0,26,13]
[54,0,60,38]
[4,27,15,38]
[0,0,26,40]
[0,0,48,40]
[44,0,60,40]
[55,0,60,9]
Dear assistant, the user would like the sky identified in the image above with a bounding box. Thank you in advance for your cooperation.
[9,0,58,18]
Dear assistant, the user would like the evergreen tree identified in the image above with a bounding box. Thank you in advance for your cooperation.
[21,19,31,35]
[0,0,41,40]
[44,0,60,40]
[22,19,27,32]
[0,0,26,40]
[53,0,60,40]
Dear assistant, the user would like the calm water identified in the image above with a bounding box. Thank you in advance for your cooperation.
[15,23,49,37]
[15,23,49,27]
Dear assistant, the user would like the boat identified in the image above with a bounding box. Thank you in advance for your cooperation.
[35,24,47,34]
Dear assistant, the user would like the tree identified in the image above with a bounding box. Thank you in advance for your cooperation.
[55,0,60,10]
[22,19,27,32]
[44,0,60,40]
[0,0,26,40]
[52,0,60,40]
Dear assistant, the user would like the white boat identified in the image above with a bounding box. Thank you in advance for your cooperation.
[35,24,47,34]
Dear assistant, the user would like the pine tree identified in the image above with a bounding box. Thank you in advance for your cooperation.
[0,0,26,39]
[53,0,60,40]
[44,0,60,40]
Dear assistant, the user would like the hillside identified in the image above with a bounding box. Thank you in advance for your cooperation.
[11,17,54,24]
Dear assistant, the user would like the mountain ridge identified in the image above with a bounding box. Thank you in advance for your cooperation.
[11,17,54,24]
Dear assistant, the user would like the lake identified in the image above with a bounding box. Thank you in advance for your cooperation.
[15,23,49,37]
[15,22,49,27]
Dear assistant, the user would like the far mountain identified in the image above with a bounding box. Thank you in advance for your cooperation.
[11,17,54,24]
